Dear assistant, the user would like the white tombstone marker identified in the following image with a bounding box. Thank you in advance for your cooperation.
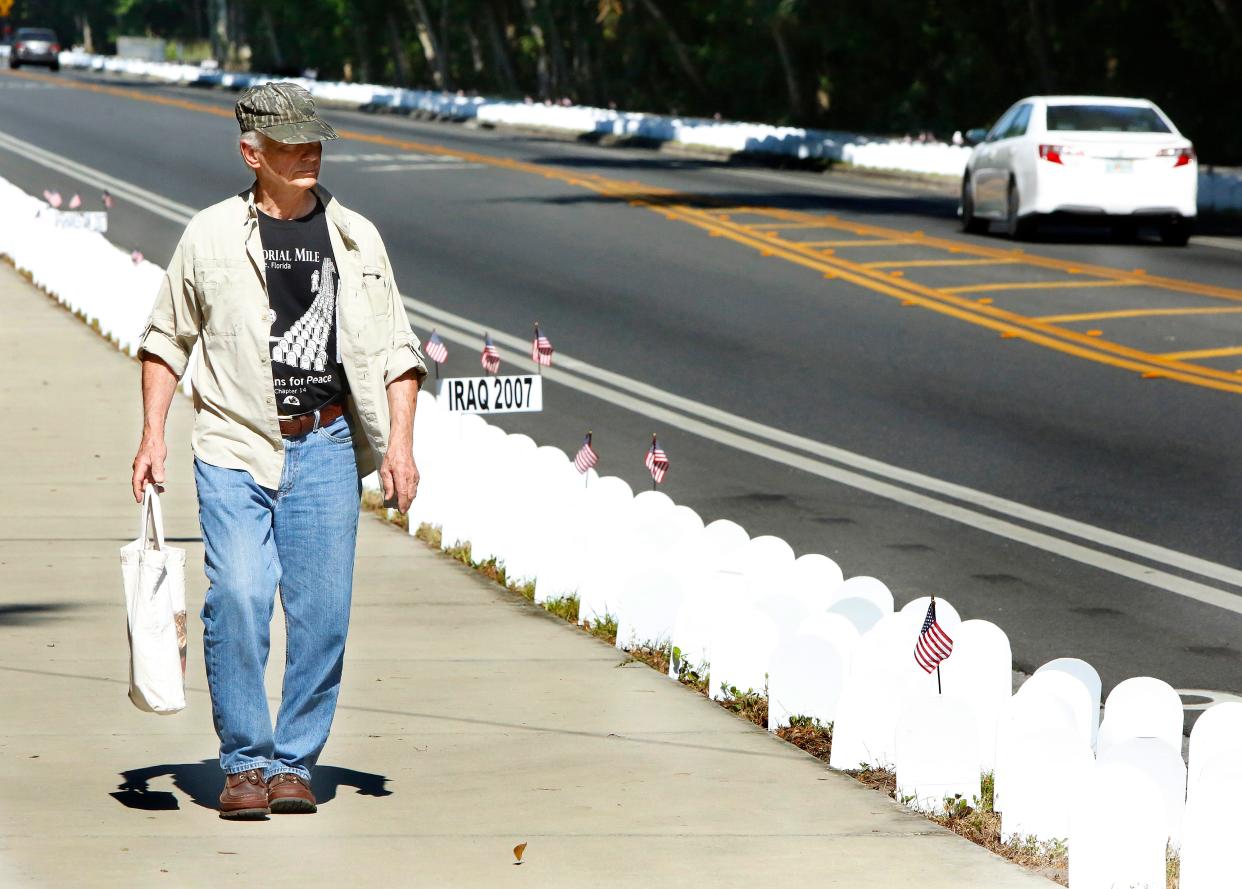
[936,619,1012,771]
[1187,701,1242,805]
[1016,671,1094,752]
[1097,676,1184,756]
[825,596,886,635]
[778,553,844,611]
[1035,658,1103,750]
[1001,732,1093,845]
[1068,763,1168,889]
[1179,754,1242,889]
[766,614,858,730]
[994,690,1081,813]
[838,575,895,613]
[708,605,778,702]
[828,614,922,769]
[895,695,982,814]
[1098,737,1186,849]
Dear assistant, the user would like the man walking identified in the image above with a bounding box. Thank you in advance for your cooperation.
[131,83,426,818]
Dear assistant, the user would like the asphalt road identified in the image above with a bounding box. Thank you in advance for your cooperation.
[3,67,1241,716]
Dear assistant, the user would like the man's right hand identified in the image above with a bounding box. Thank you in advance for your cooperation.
[131,435,168,503]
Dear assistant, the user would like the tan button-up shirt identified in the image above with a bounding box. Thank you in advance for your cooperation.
[138,184,427,489]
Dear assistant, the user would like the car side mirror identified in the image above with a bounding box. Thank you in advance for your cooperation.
[963,128,989,147]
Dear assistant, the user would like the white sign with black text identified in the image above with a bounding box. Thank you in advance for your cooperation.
[439,374,543,414]
[41,210,109,233]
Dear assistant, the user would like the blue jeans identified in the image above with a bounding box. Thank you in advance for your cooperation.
[194,412,361,782]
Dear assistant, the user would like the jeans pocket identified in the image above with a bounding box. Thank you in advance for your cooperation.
[318,416,353,444]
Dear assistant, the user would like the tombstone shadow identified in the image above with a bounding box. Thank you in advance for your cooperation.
[110,760,392,811]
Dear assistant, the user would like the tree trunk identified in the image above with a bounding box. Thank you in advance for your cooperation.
[519,0,554,98]
[481,3,519,94]
[405,0,449,89]
[636,0,706,95]
[769,18,804,119]
[387,13,413,86]
[208,0,228,64]
[464,22,485,75]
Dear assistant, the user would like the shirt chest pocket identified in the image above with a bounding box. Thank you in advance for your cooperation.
[358,264,391,353]
[194,260,254,336]
[361,265,391,320]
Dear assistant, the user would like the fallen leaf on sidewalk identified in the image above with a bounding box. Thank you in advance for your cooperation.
[513,842,527,864]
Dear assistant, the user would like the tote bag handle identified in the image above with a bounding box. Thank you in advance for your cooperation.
[138,484,167,552]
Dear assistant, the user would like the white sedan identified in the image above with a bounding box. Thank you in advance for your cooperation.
[960,96,1197,245]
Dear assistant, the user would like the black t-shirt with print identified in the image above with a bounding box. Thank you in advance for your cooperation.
[258,199,349,416]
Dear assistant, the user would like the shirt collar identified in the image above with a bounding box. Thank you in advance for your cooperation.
[241,182,356,248]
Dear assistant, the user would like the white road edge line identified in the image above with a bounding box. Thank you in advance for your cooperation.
[6,126,1240,610]
[406,293,1242,593]
[418,308,1242,616]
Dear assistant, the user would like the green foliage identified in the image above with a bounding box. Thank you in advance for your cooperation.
[543,594,580,623]
[21,2,1239,165]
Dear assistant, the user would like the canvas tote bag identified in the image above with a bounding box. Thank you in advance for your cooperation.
[119,485,187,714]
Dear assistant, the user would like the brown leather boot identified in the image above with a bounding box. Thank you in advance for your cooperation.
[218,768,269,819]
[267,772,317,814]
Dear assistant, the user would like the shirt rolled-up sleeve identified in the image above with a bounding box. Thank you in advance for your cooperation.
[379,245,428,386]
[138,238,200,379]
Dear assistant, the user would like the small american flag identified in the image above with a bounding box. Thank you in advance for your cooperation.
[531,324,553,367]
[574,433,598,474]
[424,330,448,364]
[645,435,669,484]
[481,333,500,374]
[914,599,953,673]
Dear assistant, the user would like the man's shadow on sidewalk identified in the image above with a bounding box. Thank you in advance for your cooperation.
[110,760,392,811]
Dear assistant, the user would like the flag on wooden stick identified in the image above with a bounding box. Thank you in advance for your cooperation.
[424,330,448,365]
[481,333,500,374]
[574,432,598,474]
[914,598,953,674]
[531,323,553,367]
[645,434,669,484]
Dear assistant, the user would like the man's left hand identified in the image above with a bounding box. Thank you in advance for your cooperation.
[380,447,419,513]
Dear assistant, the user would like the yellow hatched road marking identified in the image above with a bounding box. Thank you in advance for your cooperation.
[942,280,1138,295]
[865,258,1021,269]
[1160,346,1242,360]
[1040,307,1242,322]
[746,221,843,230]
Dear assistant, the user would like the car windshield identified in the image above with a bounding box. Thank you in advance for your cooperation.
[1046,104,1170,134]
[17,29,57,41]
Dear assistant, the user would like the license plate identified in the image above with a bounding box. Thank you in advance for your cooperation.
[1105,160,1133,174]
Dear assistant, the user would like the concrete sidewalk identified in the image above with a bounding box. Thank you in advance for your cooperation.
[0,262,1048,887]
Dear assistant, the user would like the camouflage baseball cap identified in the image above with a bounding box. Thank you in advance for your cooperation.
[235,82,338,144]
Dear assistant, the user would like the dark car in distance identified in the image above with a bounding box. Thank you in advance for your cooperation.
[9,28,61,71]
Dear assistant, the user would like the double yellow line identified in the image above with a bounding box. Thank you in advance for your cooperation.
[10,67,1242,395]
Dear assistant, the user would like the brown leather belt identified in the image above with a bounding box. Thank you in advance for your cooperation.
[278,401,345,438]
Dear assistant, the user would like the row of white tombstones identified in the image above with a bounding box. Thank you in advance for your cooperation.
[383,391,1239,889]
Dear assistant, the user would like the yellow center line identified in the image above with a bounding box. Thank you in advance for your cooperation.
[941,280,1139,295]
[746,221,843,230]
[865,258,1021,269]
[13,67,1242,396]
[1160,346,1242,361]
[1039,307,1242,322]
[796,239,916,248]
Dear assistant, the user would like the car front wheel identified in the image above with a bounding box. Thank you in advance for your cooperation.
[1006,179,1037,240]
[961,177,989,235]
